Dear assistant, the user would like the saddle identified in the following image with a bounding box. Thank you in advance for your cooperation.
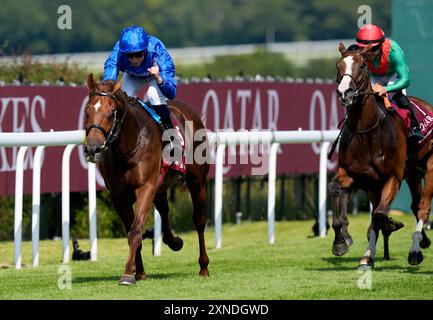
[383,96,433,148]
[135,98,187,177]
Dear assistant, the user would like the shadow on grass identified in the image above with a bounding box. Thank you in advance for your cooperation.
[147,272,189,280]
[73,276,120,284]
[73,272,187,284]
[306,256,412,272]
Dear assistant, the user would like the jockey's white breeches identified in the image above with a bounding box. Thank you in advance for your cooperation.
[121,73,167,105]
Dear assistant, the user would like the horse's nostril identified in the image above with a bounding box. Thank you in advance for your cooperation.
[86,145,102,155]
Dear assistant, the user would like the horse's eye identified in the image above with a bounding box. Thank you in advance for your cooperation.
[107,112,115,120]
[360,63,366,69]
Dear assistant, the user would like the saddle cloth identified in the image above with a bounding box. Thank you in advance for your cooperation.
[136,99,187,177]
[389,97,433,147]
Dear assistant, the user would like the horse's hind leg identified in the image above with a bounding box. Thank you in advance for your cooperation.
[407,168,431,250]
[186,174,210,277]
[382,234,390,260]
[408,159,433,265]
[154,190,184,251]
[361,177,402,268]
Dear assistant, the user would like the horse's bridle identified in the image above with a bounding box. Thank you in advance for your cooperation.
[336,70,372,105]
[86,91,127,151]
[336,57,383,134]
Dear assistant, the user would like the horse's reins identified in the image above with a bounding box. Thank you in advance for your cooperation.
[329,64,382,159]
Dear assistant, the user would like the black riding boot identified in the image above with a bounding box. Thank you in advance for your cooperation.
[153,104,183,162]
[393,92,424,140]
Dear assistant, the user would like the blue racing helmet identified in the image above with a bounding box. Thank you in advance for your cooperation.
[119,26,149,53]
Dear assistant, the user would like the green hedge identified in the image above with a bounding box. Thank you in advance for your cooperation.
[0,50,337,84]
[0,54,89,84]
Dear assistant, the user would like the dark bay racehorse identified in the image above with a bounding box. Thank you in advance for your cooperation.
[330,43,432,269]
[84,73,209,285]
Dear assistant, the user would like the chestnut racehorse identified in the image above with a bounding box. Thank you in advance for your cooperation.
[84,73,210,285]
[330,43,432,269]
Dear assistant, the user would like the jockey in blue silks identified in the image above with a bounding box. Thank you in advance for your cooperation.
[104,25,181,157]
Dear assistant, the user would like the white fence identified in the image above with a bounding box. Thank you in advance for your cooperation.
[0,130,97,269]
[2,129,339,266]
[153,129,339,255]
[206,130,338,250]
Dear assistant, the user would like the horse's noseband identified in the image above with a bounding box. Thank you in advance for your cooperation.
[86,91,122,151]
[336,73,366,101]
[336,58,373,108]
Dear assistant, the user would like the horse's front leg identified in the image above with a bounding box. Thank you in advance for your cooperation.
[329,168,354,256]
[360,176,402,269]
[119,182,157,285]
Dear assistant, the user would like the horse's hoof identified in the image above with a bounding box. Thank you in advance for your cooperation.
[381,218,404,236]
[168,236,184,252]
[118,275,136,286]
[359,257,374,269]
[199,269,209,277]
[332,240,349,256]
[344,234,353,247]
[420,235,431,249]
[408,251,424,265]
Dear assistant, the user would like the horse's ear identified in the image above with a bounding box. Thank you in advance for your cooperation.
[87,73,98,93]
[360,44,372,55]
[113,77,123,93]
[338,42,347,55]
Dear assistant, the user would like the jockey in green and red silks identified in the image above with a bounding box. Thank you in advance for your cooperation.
[356,24,423,140]
[103,25,181,156]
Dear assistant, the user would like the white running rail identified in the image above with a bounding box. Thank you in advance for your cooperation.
[153,129,339,255]
[0,130,97,269]
[1,129,339,262]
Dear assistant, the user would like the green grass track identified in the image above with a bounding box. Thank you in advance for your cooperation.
[1,213,432,299]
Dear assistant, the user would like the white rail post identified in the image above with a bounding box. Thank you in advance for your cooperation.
[14,146,29,269]
[153,208,162,256]
[267,143,280,244]
[87,162,97,261]
[319,141,331,238]
[32,146,45,267]
[214,143,226,249]
[61,144,76,263]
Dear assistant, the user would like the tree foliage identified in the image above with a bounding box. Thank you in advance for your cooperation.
[0,0,390,55]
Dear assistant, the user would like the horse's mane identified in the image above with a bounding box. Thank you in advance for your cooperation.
[346,44,360,52]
